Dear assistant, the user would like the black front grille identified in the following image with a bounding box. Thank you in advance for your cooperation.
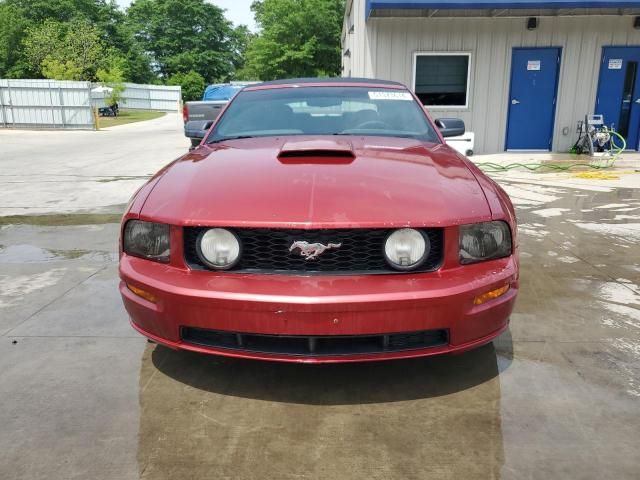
[184,227,443,274]
[181,327,449,356]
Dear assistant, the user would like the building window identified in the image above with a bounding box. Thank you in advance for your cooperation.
[413,53,471,108]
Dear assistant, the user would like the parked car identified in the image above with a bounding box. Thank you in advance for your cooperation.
[120,77,519,363]
[183,82,254,147]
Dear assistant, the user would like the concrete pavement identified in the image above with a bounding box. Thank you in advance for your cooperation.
[0,113,189,215]
[0,124,639,480]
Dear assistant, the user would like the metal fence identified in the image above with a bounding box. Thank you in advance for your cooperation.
[0,79,95,129]
[91,83,182,112]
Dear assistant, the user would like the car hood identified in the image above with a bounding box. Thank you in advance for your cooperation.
[140,136,492,228]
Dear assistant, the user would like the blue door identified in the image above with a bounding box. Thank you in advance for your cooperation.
[596,47,640,150]
[506,48,561,150]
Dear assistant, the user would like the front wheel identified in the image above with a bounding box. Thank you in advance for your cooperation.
[190,138,201,148]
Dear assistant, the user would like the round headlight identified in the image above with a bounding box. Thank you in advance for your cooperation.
[196,228,241,270]
[384,228,429,270]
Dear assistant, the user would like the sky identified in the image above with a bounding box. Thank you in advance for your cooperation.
[115,0,257,31]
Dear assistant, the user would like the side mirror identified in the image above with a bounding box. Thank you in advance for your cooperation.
[191,120,214,139]
[435,118,465,138]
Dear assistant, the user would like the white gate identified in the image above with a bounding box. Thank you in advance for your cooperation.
[0,79,94,129]
[91,83,182,112]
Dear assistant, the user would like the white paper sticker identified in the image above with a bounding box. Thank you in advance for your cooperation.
[368,91,413,101]
[527,60,541,71]
[608,59,623,70]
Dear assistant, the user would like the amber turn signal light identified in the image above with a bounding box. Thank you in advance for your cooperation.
[127,283,157,303]
[473,284,510,305]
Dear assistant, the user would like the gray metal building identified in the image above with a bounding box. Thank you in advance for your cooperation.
[342,0,640,153]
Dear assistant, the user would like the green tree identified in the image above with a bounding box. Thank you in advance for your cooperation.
[21,19,65,74]
[22,18,104,80]
[119,40,155,84]
[126,0,244,82]
[167,70,205,101]
[0,3,29,77]
[5,0,122,24]
[96,55,127,105]
[1,0,117,78]
[41,57,83,80]
[239,0,343,81]
[0,0,244,83]
[0,0,154,82]
[228,25,254,78]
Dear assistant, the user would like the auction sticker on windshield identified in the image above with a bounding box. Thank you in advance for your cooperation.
[368,91,413,101]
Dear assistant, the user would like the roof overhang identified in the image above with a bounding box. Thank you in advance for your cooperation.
[366,0,640,17]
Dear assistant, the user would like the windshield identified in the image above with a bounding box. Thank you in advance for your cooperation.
[206,86,440,143]
[202,84,245,101]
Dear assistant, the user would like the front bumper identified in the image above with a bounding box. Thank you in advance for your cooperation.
[119,253,518,363]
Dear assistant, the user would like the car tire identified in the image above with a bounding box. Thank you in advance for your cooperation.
[466,149,474,157]
[191,138,201,148]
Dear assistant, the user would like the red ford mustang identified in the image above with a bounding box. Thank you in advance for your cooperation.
[119,78,519,363]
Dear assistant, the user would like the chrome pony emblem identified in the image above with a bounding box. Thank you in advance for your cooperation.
[289,241,342,260]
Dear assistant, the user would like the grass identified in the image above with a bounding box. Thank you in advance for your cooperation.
[98,110,166,128]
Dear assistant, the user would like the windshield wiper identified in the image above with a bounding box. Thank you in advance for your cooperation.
[207,135,256,144]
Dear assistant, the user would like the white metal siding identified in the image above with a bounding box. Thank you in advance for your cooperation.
[91,83,182,112]
[344,0,376,79]
[0,79,94,129]
[346,15,640,153]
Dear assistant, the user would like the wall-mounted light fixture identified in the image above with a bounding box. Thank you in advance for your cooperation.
[344,49,351,58]
[527,17,538,30]
[349,24,355,33]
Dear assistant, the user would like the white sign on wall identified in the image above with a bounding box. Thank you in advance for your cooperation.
[527,60,541,71]
[608,59,623,70]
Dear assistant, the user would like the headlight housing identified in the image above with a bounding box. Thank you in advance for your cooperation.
[384,228,430,271]
[196,228,241,270]
[123,220,170,262]
[459,221,512,264]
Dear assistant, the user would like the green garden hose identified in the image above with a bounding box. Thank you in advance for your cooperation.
[475,130,627,172]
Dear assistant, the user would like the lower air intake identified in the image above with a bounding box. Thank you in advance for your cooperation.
[181,327,449,356]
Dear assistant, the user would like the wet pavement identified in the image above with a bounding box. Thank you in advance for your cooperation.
[0,132,639,480]
[0,113,188,216]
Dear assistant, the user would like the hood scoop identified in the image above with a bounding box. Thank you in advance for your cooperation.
[278,139,355,164]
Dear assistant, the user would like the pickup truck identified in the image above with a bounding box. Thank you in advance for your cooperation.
[183,83,254,147]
